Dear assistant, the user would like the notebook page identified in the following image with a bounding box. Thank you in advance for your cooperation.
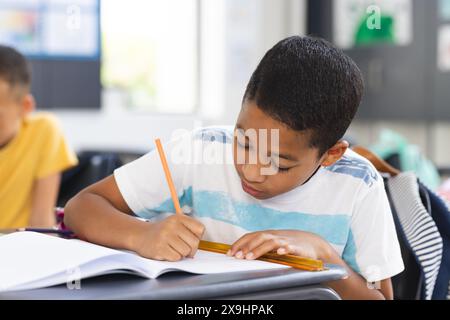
[11,253,150,291]
[0,231,126,292]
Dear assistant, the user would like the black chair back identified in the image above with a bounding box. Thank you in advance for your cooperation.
[57,151,123,207]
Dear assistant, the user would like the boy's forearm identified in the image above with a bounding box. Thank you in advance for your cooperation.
[270,230,389,300]
[29,209,56,228]
[29,173,60,227]
[64,192,147,251]
[320,248,387,300]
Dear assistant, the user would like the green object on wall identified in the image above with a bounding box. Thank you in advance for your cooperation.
[355,14,395,46]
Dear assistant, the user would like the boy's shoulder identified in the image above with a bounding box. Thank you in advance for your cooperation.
[323,148,380,188]
[24,112,62,135]
[25,111,59,126]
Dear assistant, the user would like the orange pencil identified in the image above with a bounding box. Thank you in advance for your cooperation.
[155,138,183,215]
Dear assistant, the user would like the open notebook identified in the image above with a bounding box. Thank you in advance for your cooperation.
[0,231,289,292]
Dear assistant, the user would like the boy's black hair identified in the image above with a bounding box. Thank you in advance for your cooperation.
[0,45,31,93]
[243,36,364,156]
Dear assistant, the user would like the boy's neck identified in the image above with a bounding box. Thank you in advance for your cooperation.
[0,121,22,150]
[0,133,17,149]
[300,165,321,186]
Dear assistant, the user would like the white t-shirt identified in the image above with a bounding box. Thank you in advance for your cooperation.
[114,126,404,282]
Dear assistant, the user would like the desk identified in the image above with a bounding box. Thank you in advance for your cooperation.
[0,264,346,300]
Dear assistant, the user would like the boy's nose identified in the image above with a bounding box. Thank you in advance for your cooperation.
[241,163,267,183]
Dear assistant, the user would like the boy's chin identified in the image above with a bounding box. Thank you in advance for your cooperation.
[248,193,272,200]
[241,185,275,200]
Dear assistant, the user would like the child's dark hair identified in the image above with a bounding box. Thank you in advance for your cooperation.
[243,36,364,156]
[0,45,31,94]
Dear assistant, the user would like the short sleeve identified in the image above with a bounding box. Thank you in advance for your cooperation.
[113,131,193,218]
[36,115,78,179]
[342,176,405,283]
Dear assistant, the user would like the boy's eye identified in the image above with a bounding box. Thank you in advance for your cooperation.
[272,158,292,173]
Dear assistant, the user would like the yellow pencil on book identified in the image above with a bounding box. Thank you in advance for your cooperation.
[154,138,324,272]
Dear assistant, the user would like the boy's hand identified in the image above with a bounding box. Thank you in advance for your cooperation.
[227,230,334,261]
[132,214,205,262]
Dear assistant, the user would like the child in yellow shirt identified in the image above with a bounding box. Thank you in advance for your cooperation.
[0,45,78,228]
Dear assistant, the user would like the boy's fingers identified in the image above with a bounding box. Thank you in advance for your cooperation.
[180,215,205,238]
[177,226,200,257]
[276,244,293,255]
[239,233,274,257]
[169,236,192,258]
[164,244,183,262]
[229,233,257,256]
[246,238,287,260]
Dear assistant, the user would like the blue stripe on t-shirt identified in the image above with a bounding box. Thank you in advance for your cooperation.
[145,187,352,247]
[342,229,360,273]
[323,155,378,187]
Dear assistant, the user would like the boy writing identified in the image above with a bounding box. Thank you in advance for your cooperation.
[65,36,404,299]
[0,45,77,228]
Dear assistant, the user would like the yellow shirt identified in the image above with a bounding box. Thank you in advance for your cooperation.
[0,112,78,228]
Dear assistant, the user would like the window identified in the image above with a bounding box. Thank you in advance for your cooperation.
[101,0,198,113]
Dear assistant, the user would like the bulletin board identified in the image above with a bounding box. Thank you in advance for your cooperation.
[0,0,100,60]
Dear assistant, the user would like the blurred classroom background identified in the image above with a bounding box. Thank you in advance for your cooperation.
[2,0,450,198]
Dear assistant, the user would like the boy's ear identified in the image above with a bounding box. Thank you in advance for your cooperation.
[20,94,35,116]
[320,140,349,167]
